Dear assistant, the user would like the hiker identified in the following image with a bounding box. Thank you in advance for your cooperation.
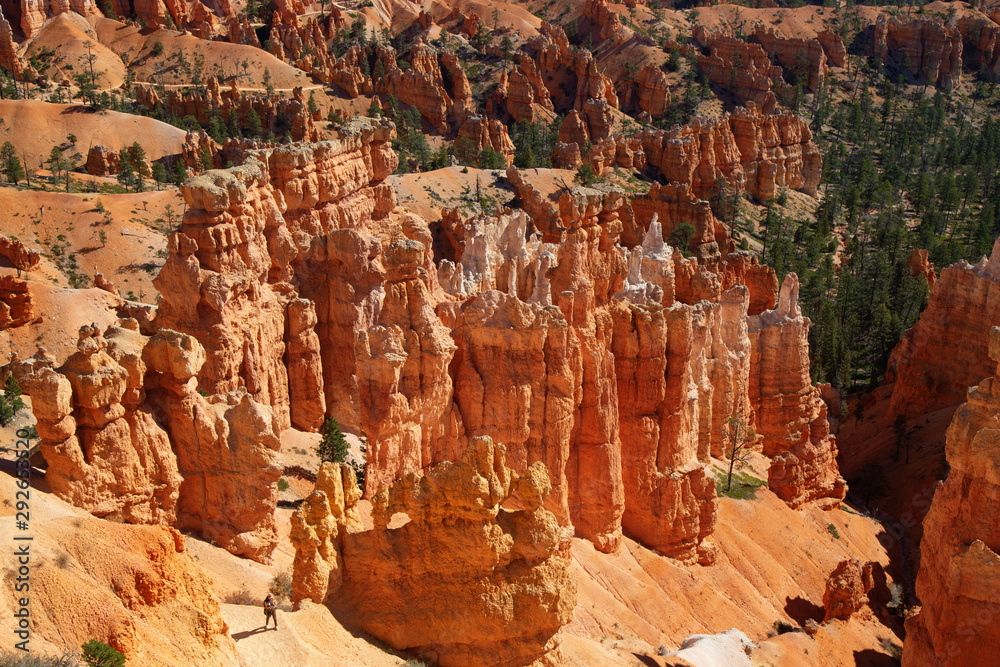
[263,594,278,630]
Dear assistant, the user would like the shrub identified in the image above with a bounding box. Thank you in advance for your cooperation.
[277,478,290,492]
[350,446,366,492]
[0,650,81,666]
[827,523,841,539]
[223,588,257,605]
[713,468,767,500]
[150,41,164,56]
[80,640,124,667]
[269,570,292,603]
[316,416,349,464]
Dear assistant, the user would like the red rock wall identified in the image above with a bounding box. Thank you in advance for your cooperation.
[693,26,786,109]
[339,437,576,667]
[873,15,963,90]
[902,326,1000,666]
[24,322,283,563]
[154,118,398,433]
[886,239,1000,419]
[636,107,821,203]
[148,123,843,563]
[25,323,182,525]
[0,275,34,329]
[749,275,846,508]
[134,77,318,143]
[17,0,101,38]
[753,25,829,91]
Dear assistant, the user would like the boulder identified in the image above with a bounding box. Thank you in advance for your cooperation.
[823,559,875,623]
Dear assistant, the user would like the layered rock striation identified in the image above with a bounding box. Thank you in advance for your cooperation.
[886,238,1000,419]
[292,436,576,667]
[749,275,846,508]
[142,117,843,565]
[873,15,963,89]
[902,325,1000,666]
[134,78,318,143]
[25,322,182,525]
[154,118,398,432]
[693,26,787,109]
[634,105,822,202]
[21,322,282,562]
[0,275,34,329]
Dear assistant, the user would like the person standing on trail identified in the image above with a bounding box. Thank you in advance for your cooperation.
[263,594,278,630]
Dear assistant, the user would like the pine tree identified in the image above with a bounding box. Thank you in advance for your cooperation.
[316,416,349,464]
[263,68,274,97]
[116,157,135,191]
[172,158,187,184]
[1,141,24,184]
[246,108,262,137]
[151,161,167,186]
[0,375,25,427]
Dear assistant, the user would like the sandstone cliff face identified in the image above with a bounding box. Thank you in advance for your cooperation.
[506,20,618,118]
[584,0,627,47]
[719,252,779,315]
[144,330,283,562]
[267,11,335,83]
[902,326,1000,666]
[635,106,821,202]
[292,436,576,667]
[0,275,34,329]
[26,322,182,525]
[289,461,362,605]
[17,0,100,38]
[886,238,1000,419]
[145,121,843,567]
[154,119,398,433]
[285,297,326,431]
[85,145,122,176]
[749,275,846,508]
[381,40,452,134]
[958,16,1000,82]
[0,236,41,272]
[873,15,963,89]
[325,41,478,131]
[355,238,462,492]
[456,116,516,167]
[612,293,737,564]
[135,78,318,144]
[752,25,829,91]
[631,63,670,119]
[0,9,23,78]
[24,322,283,562]
[446,291,578,529]
[693,26,785,110]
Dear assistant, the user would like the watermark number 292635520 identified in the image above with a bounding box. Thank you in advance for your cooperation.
[12,427,33,652]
